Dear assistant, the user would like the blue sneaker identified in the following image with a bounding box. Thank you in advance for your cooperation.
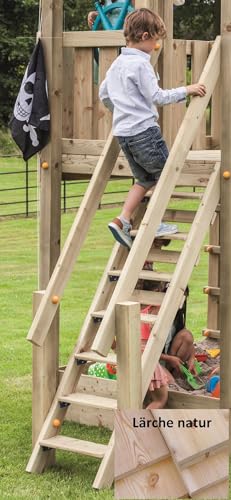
[108,218,132,249]
[155,223,178,237]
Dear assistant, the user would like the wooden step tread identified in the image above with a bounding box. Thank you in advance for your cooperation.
[75,350,116,365]
[59,392,117,410]
[145,190,203,200]
[130,289,165,306]
[131,229,188,241]
[108,269,172,282]
[40,435,107,458]
[92,309,158,324]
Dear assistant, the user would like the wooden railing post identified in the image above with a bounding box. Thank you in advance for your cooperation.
[220,1,231,434]
[116,301,142,409]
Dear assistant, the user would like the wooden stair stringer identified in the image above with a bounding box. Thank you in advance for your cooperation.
[27,132,120,347]
[92,36,221,357]
[141,163,220,397]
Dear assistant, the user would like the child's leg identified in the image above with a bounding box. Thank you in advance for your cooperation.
[146,385,168,409]
[120,184,149,222]
[169,328,194,363]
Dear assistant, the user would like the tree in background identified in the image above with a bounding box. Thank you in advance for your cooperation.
[174,0,220,40]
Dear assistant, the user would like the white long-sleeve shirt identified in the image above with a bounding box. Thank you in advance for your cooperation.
[99,47,186,136]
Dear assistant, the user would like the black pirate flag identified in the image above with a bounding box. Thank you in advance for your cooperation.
[9,39,50,161]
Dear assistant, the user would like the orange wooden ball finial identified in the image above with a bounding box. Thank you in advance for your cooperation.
[52,418,61,428]
[154,43,161,51]
[223,171,230,179]
[41,161,49,169]
[52,295,59,304]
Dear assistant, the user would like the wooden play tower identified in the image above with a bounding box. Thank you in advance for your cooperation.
[26,0,231,490]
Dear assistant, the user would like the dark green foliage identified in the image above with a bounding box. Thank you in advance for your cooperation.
[174,0,220,40]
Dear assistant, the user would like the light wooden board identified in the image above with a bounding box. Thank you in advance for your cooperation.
[115,457,187,499]
[180,448,229,496]
[114,410,169,480]
[191,41,209,150]
[167,390,219,409]
[171,39,186,144]
[98,48,117,139]
[152,410,229,468]
[191,479,229,499]
[73,48,93,139]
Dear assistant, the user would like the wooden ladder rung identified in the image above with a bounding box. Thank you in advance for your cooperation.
[204,244,220,254]
[40,435,107,458]
[203,286,220,296]
[131,230,188,241]
[108,269,173,282]
[163,209,196,224]
[75,351,116,365]
[203,328,220,339]
[59,392,117,410]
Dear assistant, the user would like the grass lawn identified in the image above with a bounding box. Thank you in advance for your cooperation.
[0,180,227,499]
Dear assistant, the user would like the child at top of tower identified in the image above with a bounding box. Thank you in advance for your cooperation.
[99,8,206,248]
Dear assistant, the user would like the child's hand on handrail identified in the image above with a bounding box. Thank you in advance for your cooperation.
[186,83,207,97]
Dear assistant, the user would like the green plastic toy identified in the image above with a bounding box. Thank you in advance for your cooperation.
[88,362,117,380]
[180,360,204,390]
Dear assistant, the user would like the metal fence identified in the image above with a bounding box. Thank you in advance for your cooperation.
[0,155,132,218]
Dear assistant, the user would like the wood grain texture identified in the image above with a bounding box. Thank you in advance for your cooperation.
[115,457,187,499]
[152,410,229,468]
[180,448,229,496]
[114,410,169,480]
[191,479,229,499]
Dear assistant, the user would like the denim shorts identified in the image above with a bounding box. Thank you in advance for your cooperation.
[118,126,169,189]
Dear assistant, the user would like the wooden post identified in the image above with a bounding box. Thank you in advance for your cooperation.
[116,301,142,409]
[191,41,209,150]
[93,301,142,489]
[32,292,58,467]
[158,0,173,148]
[32,0,63,463]
[220,1,231,421]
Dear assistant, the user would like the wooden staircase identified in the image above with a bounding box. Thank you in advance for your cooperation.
[26,37,221,488]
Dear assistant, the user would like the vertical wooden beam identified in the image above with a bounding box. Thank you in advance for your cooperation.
[62,47,74,138]
[98,48,117,139]
[93,301,142,490]
[73,48,93,138]
[116,301,142,409]
[32,292,58,468]
[159,0,173,148]
[171,39,186,143]
[220,2,231,419]
[34,0,63,464]
[211,75,221,149]
[191,41,209,150]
